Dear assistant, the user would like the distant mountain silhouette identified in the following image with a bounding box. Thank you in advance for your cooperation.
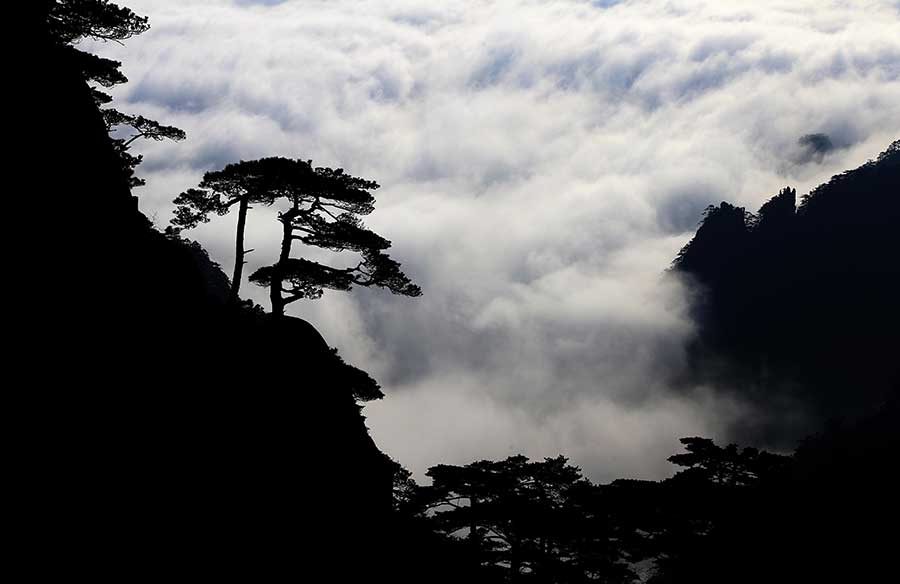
[673,141,900,445]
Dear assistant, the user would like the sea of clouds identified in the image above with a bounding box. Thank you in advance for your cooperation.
[89,0,900,481]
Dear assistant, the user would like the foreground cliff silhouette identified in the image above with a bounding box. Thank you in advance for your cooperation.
[39,3,482,580]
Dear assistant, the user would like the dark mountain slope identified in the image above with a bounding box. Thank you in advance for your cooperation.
[673,141,900,445]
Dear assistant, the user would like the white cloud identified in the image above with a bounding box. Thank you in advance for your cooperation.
[91,0,900,480]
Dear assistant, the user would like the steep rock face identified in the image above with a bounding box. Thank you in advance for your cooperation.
[672,142,900,445]
[36,19,395,578]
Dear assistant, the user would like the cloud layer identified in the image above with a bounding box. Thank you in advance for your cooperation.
[91,0,900,481]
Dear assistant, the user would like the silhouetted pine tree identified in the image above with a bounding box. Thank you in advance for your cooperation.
[172,158,421,310]
[418,455,638,583]
[170,158,308,301]
[248,162,421,316]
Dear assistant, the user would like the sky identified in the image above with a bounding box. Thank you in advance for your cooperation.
[89,0,900,482]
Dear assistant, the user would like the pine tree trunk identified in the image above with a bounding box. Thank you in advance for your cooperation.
[270,213,293,318]
[469,495,480,554]
[229,196,250,304]
[510,538,521,580]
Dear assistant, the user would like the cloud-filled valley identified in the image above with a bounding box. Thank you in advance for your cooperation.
[91,0,900,481]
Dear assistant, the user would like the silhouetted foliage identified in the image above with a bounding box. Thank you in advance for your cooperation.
[649,400,899,583]
[667,437,790,487]
[48,0,149,44]
[416,455,637,583]
[242,160,421,315]
[171,158,307,301]
[402,436,802,583]
[68,47,127,88]
[160,229,233,306]
[329,347,384,401]
[104,110,186,188]
[172,157,421,310]
[386,457,419,514]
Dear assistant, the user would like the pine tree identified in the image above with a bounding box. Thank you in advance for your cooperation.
[170,158,300,302]
[248,160,421,316]
[172,157,421,310]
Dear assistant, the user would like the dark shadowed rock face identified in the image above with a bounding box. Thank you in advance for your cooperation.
[672,140,900,447]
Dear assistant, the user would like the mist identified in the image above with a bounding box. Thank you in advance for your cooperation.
[90,0,900,480]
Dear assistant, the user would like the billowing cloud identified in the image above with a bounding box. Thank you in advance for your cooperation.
[91,0,900,481]
[234,0,287,6]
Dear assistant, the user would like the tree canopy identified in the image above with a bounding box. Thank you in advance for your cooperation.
[48,0,149,45]
[667,437,790,487]
[172,156,420,312]
[394,436,799,583]
[249,161,421,316]
[171,158,312,301]
[414,455,637,583]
